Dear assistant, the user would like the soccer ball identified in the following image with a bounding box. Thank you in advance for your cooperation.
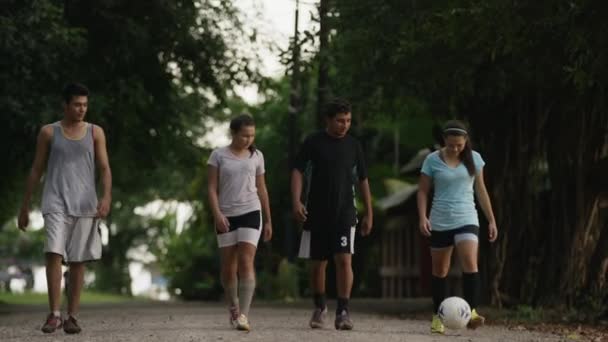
[438,296,471,329]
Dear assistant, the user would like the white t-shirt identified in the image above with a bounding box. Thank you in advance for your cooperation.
[207,146,265,217]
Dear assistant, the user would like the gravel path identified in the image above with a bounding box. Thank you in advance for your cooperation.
[0,301,563,342]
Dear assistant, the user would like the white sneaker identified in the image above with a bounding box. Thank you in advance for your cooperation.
[236,314,250,331]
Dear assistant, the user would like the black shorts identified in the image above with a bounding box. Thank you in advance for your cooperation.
[225,210,261,231]
[298,224,356,260]
[430,225,479,248]
[216,210,262,248]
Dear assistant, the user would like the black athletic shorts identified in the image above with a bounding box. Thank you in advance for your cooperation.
[429,225,479,248]
[216,210,262,248]
[225,210,261,232]
[298,224,356,260]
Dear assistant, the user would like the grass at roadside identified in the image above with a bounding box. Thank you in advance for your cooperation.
[0,291,144,305]
[413,305,607,341]
[482,305,608,342]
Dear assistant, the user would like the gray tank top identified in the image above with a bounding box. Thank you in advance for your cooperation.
[41,122,98,217]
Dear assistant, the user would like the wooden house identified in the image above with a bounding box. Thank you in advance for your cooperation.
[376,147,463,299]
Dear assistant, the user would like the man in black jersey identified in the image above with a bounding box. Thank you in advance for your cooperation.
[291,98,373,330]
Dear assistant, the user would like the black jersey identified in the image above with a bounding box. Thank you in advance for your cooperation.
[293,131,368,229]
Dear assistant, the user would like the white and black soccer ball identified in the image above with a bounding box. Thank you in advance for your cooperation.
[438,296,471,329]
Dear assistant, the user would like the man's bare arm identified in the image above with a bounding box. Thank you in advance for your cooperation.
[93,125,112,218]
[18,125,53,230]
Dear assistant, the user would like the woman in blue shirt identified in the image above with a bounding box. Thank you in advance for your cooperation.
[417,120,498,334]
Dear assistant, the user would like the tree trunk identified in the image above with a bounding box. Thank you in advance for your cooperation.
[552,108,608,305]
[466,85,607,309]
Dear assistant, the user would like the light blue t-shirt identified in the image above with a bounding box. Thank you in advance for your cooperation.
[420,150,485,231]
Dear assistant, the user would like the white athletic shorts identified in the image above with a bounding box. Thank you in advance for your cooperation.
[43,213,102,263]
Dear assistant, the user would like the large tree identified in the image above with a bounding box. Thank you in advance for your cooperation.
[0,0,86,224]
[329,0,608,309]
[1,0,260,293]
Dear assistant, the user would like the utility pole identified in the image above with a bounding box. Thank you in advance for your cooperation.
[286,0,301,261]
[288,0,300,170]
[316,0,329,128]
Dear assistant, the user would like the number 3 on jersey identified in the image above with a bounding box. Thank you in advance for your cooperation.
[341,236,348,247]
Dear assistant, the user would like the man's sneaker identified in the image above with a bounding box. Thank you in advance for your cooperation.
[431,314,445,334]
[63,316,82,334]
[229,305,240,328]
[467,309,485,329]
[236,314,250,331]
[41,313,63,333]
[309,307,327,329]
[334,310,354,330]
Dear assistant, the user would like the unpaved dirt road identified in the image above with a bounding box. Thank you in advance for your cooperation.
[0,301,564,342]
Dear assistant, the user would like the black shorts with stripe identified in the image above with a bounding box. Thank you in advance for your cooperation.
[429,225,479,248]
[224,210,261,233]
[298,224,356,260]
[216,210,262,248]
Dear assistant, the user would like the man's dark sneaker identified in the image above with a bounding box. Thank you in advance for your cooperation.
[309,307,328,329]
[63,316,82,334]
[41,313,63,333]
[334,310,354,330]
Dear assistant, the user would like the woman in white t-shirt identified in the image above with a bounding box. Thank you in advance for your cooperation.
[207,114,272,331]
[417,120,498,334]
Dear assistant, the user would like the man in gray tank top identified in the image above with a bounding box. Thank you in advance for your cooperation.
[18,83,112,335]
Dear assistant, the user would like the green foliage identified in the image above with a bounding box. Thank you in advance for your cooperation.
[4,0,604,309]
[1,0,262,294]
[326,0,608,307]
[0,223,45,262]
[0,0,87,224]
[0,291,140,305]
[256,258,302,301]
[156,202,222,300]
[569,289,608,322]
[513,305,545,322]
[151,78,316,299]
[275,259,300,301]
